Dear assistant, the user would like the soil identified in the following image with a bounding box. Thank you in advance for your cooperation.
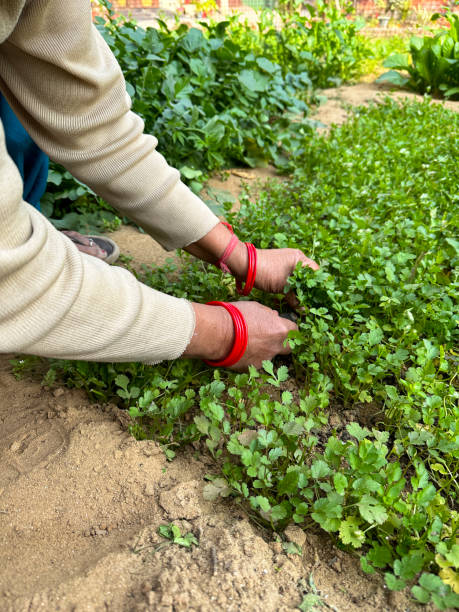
[2,84,454,612]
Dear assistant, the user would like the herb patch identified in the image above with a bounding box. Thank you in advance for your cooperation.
[19,98,459,608]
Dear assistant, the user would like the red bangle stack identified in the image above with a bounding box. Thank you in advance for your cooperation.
[217,222,257,296]
[203,301,248,368]
[236,242,257,296]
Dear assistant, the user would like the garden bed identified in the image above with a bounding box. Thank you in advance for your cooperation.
[1,86,457,611]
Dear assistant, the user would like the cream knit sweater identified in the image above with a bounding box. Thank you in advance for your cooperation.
[0,0,220,363]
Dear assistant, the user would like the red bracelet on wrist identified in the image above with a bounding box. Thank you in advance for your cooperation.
[217,222,257,296]
[203,301,248,368]
[236,242,257,296]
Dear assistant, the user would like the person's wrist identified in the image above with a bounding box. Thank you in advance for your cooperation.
[183,303,234,361]
[225,239,249,282]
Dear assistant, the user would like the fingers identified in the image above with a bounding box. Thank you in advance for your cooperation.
[230,302,297,368]
[296,250,320,271]
[276,313,297,355]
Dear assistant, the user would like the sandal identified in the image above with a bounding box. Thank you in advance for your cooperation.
[64,231,120,264]
[86,235,120,264]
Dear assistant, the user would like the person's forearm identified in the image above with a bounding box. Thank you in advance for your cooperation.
[184,223,249,281]
[182,303,234,361]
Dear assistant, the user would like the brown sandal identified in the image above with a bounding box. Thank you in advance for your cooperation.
[65,232,120,264]
[86,235,120,264]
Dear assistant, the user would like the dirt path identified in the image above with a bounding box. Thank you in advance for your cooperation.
[2,84,451,612]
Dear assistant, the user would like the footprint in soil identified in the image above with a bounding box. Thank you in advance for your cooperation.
[1,414,68,487]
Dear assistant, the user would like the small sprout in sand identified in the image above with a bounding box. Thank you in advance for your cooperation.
[157,523,199,549]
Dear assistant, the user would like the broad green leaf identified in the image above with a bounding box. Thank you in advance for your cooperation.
[394,551,424,581]
[253,495,271,512]
[181,28,205,53]
[368,326,384,346]
[357,495,388,525]
[278,470,299,496]
[339,516,365,548]
[411,585,431,603]
[376,70,410,87]
[333,472,348,495]
[383,53,411,70]
[385,573,406,591]
[194,415,210,434]
[271,504,288,522]
[237,69,270,93]
[256,57,277,74]
[346,422,371,441]
[368,544,393,569]
[283,422,304,437]
[115,374,129,391]
[311,459,331,479]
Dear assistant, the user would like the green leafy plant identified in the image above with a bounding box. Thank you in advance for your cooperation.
[44,0,370,225]
[229,2,370,88]
[378,10,459,98]
[157,523,199,548]
[41,166,122,233]
[96,5,314,180]
[359,35,409,77]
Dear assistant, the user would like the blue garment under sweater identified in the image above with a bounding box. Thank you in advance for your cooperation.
[0,94,48,210]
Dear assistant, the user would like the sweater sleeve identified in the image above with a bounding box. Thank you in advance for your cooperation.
[0,0,219,251]
[0,120,196,363]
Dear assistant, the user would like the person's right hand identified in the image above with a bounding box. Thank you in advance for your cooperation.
[183,301,297,370]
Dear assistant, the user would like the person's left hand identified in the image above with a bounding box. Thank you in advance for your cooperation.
[253,248,319,295]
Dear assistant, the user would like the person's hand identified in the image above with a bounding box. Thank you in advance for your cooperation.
[184,224,318,305]
[226,243,318,308]
[254,248,319,294]
[183,301,297,370]
[228,301,296,370]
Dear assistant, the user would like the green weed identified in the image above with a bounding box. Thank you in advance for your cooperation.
[157,523,199,549]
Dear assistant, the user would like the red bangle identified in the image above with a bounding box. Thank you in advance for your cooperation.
[218,222,257,296]
[203,301,248,368]
[236,242,257,296]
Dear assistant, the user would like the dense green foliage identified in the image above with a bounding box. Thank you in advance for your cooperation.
[379,11,459,98]
[40,167,122,234]
[18,98,459,608]
[44,4,369,230]
[359,34,409,76]
[229,2,369,88]
[97,13,311,178]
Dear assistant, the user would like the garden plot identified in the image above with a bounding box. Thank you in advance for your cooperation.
[1,93,457,611]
